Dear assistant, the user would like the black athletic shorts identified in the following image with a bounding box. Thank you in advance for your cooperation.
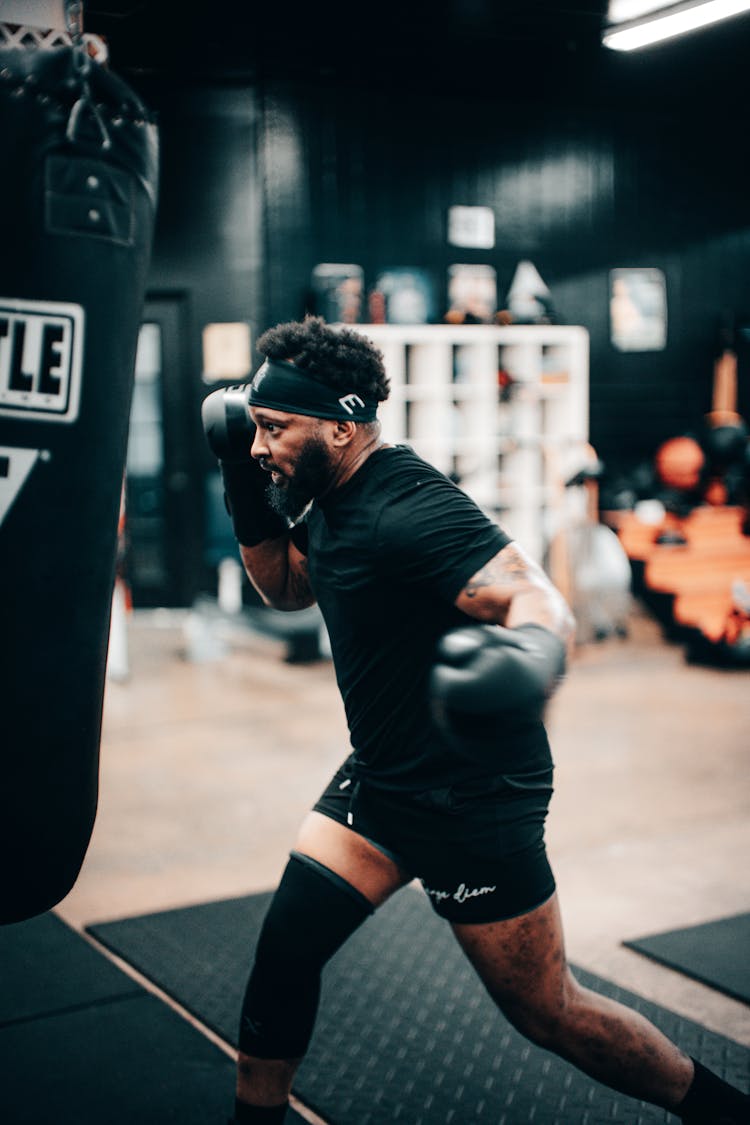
[313,756,556,924]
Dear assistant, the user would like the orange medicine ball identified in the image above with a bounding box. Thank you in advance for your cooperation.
[654,436,705,491]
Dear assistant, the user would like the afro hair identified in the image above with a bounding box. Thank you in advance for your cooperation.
[256,316,390,403]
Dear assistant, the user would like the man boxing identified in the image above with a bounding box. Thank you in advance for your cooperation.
[202,316,749,1125]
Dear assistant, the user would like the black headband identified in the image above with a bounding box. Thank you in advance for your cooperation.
[248,358,378,422]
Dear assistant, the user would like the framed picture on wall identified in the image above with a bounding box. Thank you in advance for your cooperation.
[311,264,364,324]
[447,264,497,323]
[609,268,667,352]
[374,268,437,324]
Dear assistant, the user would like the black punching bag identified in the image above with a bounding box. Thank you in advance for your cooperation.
[0,45,159,923]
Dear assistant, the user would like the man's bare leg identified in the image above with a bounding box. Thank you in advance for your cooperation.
[452,891,693,1111]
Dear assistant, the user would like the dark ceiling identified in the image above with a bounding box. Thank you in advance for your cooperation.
[82,1,750,110]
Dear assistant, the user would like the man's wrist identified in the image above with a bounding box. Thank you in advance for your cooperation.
[513,623,567,683]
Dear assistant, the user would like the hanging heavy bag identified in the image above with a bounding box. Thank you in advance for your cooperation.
[0,44,159,923]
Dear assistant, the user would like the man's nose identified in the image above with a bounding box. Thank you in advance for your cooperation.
[250,424,267,460]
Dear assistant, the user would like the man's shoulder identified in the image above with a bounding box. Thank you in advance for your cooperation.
[365,444,450,496]
[371,447,490,537]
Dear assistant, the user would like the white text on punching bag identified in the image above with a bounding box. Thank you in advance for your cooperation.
[0,298,84,423]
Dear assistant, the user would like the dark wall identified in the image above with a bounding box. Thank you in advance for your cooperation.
[260,80,750,468]
[140,82,264,450]
[130,83,266,590]
[136,71,749,489]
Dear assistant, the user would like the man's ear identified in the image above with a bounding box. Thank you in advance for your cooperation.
[330,419,357,446]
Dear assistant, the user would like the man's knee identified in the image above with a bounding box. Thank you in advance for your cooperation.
[495,966,580,1050]
[505,1002,565,1050]
[239,851,373,1058]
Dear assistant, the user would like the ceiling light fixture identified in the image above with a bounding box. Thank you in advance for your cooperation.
[603,0,750,50]
[608,1,682,21]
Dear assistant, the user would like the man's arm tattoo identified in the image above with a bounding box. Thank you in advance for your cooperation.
[463,545,528,598]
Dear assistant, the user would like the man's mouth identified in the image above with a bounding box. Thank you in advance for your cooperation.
[259,458,281,479]
[261,462,285,485]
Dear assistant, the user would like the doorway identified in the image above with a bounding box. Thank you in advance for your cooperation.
[124,294,201,608]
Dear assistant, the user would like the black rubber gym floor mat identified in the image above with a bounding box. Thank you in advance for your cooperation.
[0,912,257,1125]
[625,912,750,1005]
[88,887,750,1125]
[0,993,239,1125]
[0,911,139,1026]
[0,913,236,1125]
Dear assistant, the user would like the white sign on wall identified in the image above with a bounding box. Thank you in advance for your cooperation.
[447,206,496,250]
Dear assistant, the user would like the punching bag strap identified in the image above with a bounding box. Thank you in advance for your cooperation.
[64,0,84,45]
[66,46,112,152]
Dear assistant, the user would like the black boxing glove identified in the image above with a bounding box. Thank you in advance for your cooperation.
[429,623,566,758]
[201,386,287,547]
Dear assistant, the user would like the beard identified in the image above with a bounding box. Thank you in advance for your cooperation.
[265,435,334,522]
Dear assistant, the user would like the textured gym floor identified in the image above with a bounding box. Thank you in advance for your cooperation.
[56,598,750,1063]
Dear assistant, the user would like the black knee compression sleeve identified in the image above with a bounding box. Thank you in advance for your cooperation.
[239,851,374,1058]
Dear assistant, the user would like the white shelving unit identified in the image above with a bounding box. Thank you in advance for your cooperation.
[351,324,590,561]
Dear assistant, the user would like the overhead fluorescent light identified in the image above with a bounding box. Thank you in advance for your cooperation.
[603,0,750,50]
[608,1,682,21]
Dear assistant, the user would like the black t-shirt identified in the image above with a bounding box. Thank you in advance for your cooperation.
[301,445,549,791]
